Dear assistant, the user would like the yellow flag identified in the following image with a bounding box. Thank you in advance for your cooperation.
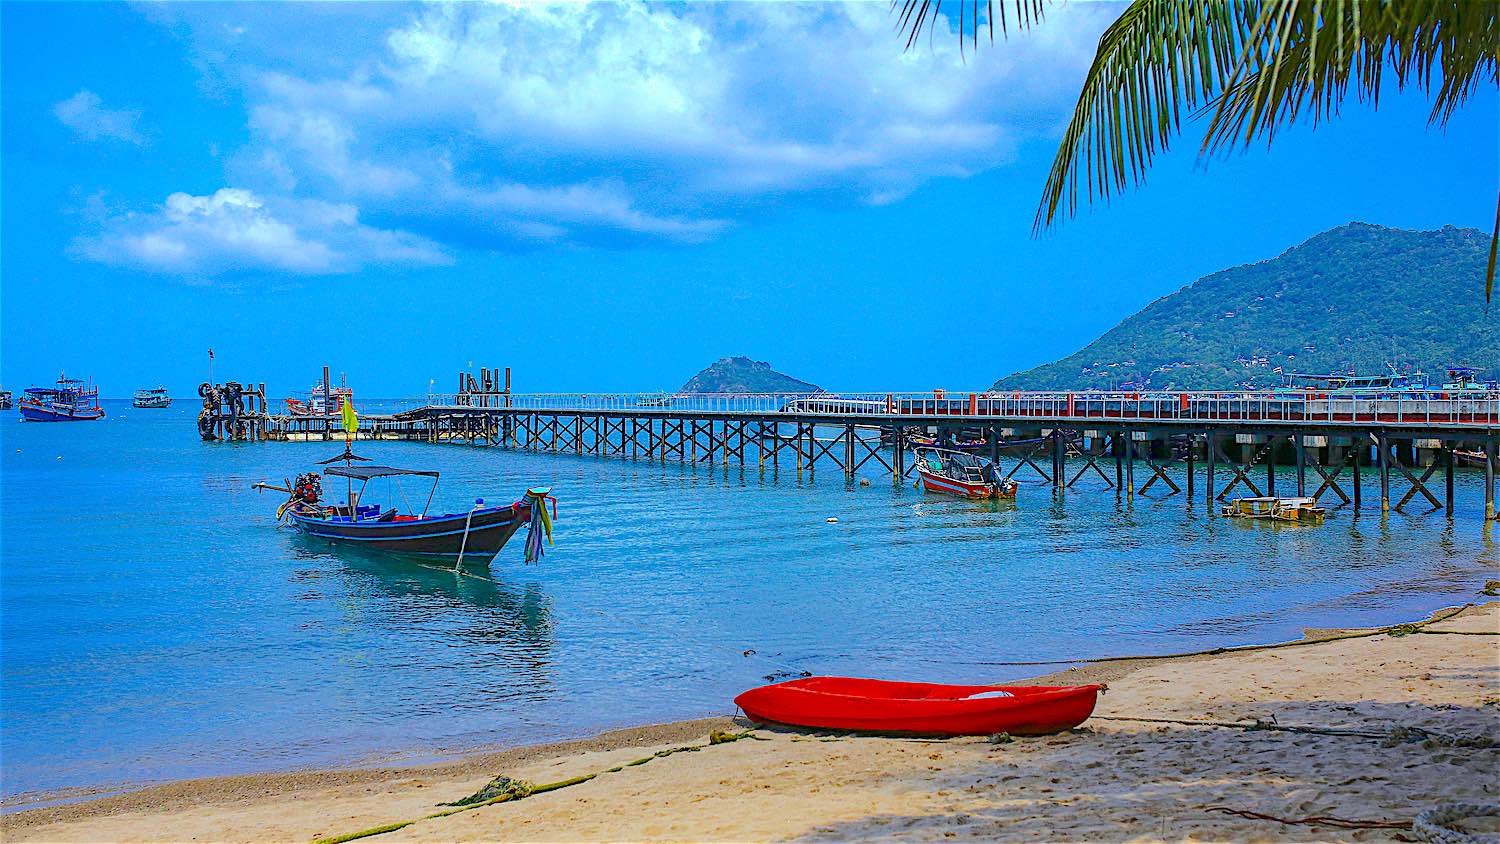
[340,397,357,435]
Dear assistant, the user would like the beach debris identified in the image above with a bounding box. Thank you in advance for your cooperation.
[742,649,757,657]
[439,776,533,807]
[1382,725,1498,749]
[763,669,814,682]
[987,732,1014,745]
[1481,580,1500,596]
[1413,803,1500,844]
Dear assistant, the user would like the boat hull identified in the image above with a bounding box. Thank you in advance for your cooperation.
[18,402,105,422]
[736,677,1103,736]
[289,504,528,560]
[916,467,1014,499]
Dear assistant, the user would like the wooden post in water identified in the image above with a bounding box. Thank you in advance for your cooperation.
[1378,432,1390,512]
[1206,433,1216,505]
[844,424,856,478]
[1053,432,1065,491]
[893,427,905,481]
[1114,432,1124,491]
[795,423,804,472]
[1185,435,1195,501]
[1124,431,1134,496]
[1486,437,1496,519]
[1444,443,1454,516]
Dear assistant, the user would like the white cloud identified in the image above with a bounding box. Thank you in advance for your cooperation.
[79,187,449,275]
[134,2,1118,253]
[53,90,146,144]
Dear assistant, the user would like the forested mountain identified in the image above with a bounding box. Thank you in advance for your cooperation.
[679,357,821,393]
[995,223,1496,390]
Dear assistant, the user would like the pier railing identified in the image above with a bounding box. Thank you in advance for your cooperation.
[419,390,1500,428]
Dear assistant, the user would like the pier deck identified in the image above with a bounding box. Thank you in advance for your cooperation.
[260,388,1500,518]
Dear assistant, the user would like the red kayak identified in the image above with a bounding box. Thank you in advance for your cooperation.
[734,677,1103,736]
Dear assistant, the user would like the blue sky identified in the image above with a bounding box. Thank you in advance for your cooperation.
[3,1,1495,398]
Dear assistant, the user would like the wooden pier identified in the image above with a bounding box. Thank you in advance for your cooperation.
[257,380,1500,519]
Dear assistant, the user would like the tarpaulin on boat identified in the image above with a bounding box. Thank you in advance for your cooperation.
[324,465,440,480]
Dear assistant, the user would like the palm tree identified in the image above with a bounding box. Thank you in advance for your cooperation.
[897,0,1498,295]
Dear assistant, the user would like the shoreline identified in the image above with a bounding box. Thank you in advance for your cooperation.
[6,599,1496,841]
[2,600,1475,815]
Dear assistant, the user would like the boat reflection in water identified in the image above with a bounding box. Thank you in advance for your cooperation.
[287,539,557,665]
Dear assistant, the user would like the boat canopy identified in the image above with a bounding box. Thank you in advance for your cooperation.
[325,465,440,480]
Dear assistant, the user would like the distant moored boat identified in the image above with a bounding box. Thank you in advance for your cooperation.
[132,386,172,408]
[19,373,105,422]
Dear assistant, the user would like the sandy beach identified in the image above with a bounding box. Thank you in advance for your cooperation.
[7,601,1497,843]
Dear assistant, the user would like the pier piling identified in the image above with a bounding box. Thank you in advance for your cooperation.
[244,384,1497,517]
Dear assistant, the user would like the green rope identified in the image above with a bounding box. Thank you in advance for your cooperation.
[1094,716,1496,747]
[313,730,759,844]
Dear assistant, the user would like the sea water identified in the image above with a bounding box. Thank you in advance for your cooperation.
[2,400,1496,802]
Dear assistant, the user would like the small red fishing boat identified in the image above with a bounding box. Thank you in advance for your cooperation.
[735,677,1103,736]
[914,447,1018,500]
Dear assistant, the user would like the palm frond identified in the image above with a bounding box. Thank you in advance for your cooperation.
[1032,0,1259,232]
[893,0,1047,52]
[1203,0,1499,152]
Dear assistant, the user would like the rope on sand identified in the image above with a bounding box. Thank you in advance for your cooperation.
[970,604,1478,667]
[313,729,763,844]
[1413,804,1500,844]
[1206,806,1411,831]
[1094,715,1497,747]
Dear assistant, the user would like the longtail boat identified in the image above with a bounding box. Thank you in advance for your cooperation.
[913,447,1017,499]
[735,677,1103,736]
[254,450,555,565]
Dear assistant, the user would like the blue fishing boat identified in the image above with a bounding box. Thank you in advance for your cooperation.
[18,373,105,422]
[255,450,556,566]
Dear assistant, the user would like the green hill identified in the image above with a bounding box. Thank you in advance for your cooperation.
[995,223,1498,390]
[679,357,821,393]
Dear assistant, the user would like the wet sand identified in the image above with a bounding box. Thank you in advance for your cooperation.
[6,602,1497,843]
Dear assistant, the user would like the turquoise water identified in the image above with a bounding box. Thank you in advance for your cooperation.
[2,400,1496,802]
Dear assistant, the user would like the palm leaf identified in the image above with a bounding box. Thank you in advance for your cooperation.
[1203,0,1498,151]
[1031,0,1259,231]
[893,0,1047,50]
[1202,0,1498,298]
[900,0,1498,298]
